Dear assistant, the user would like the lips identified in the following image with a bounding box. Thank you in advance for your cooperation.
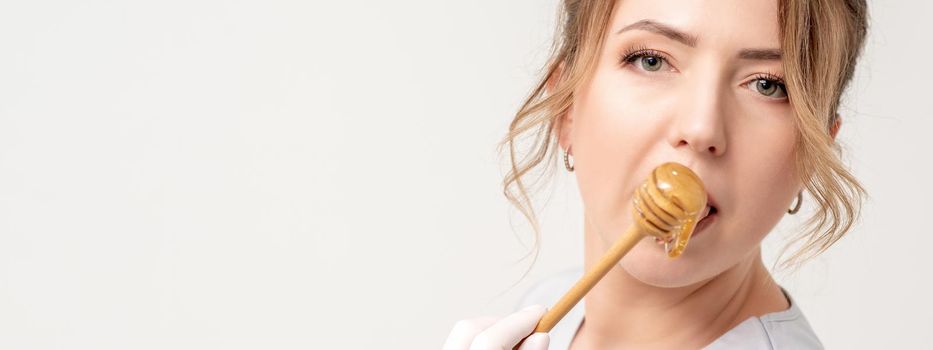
[648,171,721,245]
[702,192,719,218]
[691,194,718,237]
[699,205,718,221]
[699,205,712,220]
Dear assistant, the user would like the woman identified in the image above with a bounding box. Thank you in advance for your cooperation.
[443,0,868,349]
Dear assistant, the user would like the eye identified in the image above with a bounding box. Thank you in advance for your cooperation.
[619,48,671,73]
[636,55,664,71]
[747,74,787,99]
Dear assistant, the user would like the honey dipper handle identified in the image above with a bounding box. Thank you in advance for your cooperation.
[533,224,644,333]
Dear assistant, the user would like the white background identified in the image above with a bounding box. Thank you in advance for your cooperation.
[1,1,930,349]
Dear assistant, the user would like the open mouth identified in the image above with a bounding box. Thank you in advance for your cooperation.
[701,205,717,220]
[692,204,718,237]
[654,203,719,246]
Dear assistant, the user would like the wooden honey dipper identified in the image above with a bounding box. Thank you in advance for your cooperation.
[513,162,707,348]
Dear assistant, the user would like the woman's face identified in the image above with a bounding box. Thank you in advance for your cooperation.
[559,0,803,287]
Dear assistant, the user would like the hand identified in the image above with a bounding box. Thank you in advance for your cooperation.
[441,304,550,350]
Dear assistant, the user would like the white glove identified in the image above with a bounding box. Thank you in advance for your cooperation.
[441,304,550,350]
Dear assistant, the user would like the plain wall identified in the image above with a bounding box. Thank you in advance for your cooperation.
[0,1,930,349]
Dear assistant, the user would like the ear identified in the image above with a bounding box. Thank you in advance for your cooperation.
[830,114,843,140]
[548,62,574,153]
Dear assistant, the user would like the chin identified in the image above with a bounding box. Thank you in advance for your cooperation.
[617,240,725,288]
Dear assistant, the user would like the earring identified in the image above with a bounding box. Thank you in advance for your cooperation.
[787,190,803,214]
[563,145,574,172]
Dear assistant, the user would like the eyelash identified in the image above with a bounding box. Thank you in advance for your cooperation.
[618,45,667,67]
[617,45,788,98]
[752,72,787,91]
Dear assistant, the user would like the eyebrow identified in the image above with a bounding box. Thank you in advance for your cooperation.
[616,19,783,60]
[616,19,698,47]
[737,48,782,60]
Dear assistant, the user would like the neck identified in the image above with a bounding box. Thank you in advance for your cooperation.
[572,222,788,349]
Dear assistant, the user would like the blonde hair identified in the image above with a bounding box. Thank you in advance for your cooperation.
[497,0,869,275]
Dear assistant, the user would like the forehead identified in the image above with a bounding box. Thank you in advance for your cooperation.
[610,0,781,48]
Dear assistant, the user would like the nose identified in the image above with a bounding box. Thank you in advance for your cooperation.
[667,81,728,157]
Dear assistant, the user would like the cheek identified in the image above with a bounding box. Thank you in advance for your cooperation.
[569,72,670,225]
[722,116,799,243]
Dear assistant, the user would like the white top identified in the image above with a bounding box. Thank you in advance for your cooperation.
[516,267,824,349]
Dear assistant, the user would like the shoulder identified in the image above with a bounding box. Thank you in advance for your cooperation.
[705,288,824,350]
